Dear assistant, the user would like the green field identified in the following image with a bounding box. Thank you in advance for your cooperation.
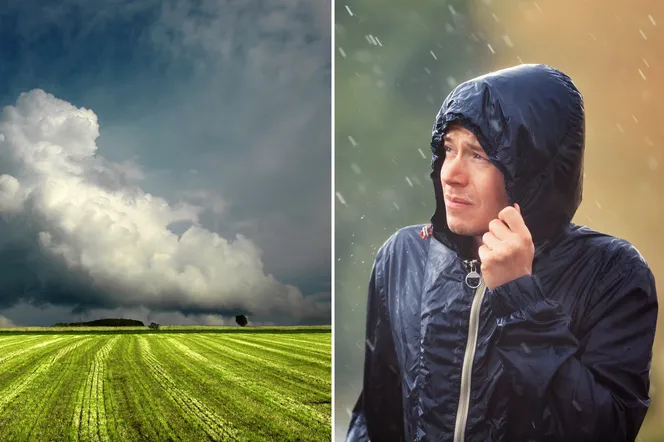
[0,329,331,441]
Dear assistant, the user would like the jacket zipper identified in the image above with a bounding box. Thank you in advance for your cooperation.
[453,259,487,442]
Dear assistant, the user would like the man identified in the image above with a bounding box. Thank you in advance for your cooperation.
[346,64,658,442]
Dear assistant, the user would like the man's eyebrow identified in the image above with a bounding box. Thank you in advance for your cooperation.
[464,141,484,153]
[442,136,487,155]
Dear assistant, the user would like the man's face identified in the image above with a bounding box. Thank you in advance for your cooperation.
[440,124,509,237]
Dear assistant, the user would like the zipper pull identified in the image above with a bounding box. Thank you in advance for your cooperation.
[464,259,482,289]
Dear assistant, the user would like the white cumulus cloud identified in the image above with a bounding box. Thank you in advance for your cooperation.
[0,89,329,323]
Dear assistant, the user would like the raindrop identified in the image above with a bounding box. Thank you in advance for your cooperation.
[336,192,348,206]
[520,342,531,354]
[447,76,458,88]
[640,29,648,40]
[595,200,602,209]
[448,4,457,15]
[365,34,379,45]
[445,23,456,34]
[503,35,514,47]
[645,137,654,146]
[339,47,347,58]
[487,44,495,54]
[643,58,650,67]
[632,115,639,123]
[430,50,438,60]
[588,32,596,41]
[406,177,413,187]
[418,148,427,159]
[375,37,383,47]
[492,13,500,22]
[572,400,582,411]
[346,408,352,417]
[534,2,543,12]
[345,5,354,16]
[649,14,656,26]
[393,202,400,210]
[638,69,647,80]
[365,338,376,351]
[616,123,624,133]
[351,163,362,174]
[647,157,658,170]
[348,135,358,146]
[424,67,432,75]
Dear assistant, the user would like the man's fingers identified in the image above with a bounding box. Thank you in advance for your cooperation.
[498,205,530,238]
[489,218,511,240]
[478,244,491,263]
[482,231,502,251]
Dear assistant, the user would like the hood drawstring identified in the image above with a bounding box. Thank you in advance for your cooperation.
[463,259,482,289]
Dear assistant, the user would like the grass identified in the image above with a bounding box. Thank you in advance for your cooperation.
[0,327,331,441]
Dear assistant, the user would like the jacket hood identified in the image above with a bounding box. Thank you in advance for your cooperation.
[428,63,585,258]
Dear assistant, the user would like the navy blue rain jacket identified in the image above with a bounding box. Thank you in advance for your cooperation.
[346,64,658,442]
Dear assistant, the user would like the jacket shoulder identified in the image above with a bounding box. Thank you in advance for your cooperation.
[570,225,655,294]
[377,224,430,255]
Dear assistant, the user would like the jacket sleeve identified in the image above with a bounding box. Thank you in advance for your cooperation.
[346,255,405,442]
[488,264,658,442]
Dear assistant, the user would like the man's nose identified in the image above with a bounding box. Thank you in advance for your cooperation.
[440,156,468,187]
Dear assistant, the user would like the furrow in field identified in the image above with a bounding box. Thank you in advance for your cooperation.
[230,334,331,358]
[167,337,329,427]
[105,336,178,442]
[0,336,65,368]
[180,335,330,399]
[0,336,79,415]
[0,335,44,354]
[218,335,330,368]
[21,337,96,442]
[73,335,120,442]
[137,336,244,442]
[195,335,330,391]
[270,335,331,349]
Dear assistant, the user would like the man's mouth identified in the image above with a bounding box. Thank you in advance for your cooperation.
[445,195,472,205]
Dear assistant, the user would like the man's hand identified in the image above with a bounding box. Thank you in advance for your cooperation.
[478,203,535,290]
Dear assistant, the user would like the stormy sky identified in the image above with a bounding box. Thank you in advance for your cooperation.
[0,0,331,327]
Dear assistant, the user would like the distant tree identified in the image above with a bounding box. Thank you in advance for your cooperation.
[235,315,248,327]
[149,322,160,330]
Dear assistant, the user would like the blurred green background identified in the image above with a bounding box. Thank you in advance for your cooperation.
[334,0,664,440]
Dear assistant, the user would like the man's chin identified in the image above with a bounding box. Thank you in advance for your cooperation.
[447,221,483,238]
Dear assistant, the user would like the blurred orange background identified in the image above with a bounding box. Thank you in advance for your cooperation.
[473,0,664,437]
